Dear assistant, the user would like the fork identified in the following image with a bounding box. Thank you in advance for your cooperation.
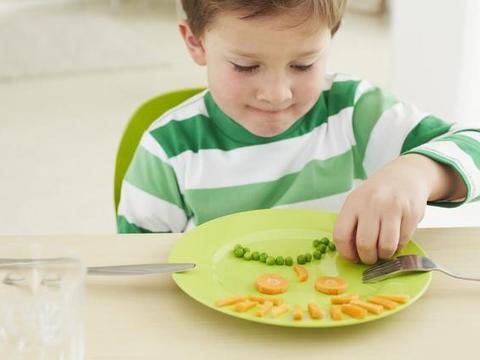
[362,254,480,283]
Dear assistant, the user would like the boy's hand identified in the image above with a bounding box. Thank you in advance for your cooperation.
[333,154,466,264]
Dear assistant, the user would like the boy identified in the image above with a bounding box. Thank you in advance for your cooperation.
[117,0,480,265]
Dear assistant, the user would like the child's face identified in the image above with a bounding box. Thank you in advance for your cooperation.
[181,12,332,137]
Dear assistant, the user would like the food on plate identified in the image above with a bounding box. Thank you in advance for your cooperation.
[234,300,257,312]
[255,273,289,295]
[341,304,367,319]
[330,293,359,304]
[367,296,397,310]
[293,264,308,282]
[315,276,348,295]
[307,303,323,319]
[215,295,247,307]
[376,294,410,304]
[292,305,303,320]
[329,305,343,321]
[256,301,274,317]
[248,295,283,306]
[272,304,291,317]
[349,300,384,315]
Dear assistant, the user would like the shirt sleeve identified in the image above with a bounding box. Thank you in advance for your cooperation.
[351,86,480,207]
[116,131,188,233]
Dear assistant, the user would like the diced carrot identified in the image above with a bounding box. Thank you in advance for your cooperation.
[293,265,308,282]
[234,300,257,312]
[350,300,384,315]
[376,294,410,304]
[315,276,348,295]
[256,301,274,317]
[272,304,291,318]
[368,296,397,310]
[329,305,343,321]
[341,304,367,319]
[292,305,303,321]
[330,293,359,304]
[255,273,289,295]
[215,295,247,307]
[248,295,283,306]
[308,303,323,320]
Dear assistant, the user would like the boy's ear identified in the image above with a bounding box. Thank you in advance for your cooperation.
[178,20,207,66]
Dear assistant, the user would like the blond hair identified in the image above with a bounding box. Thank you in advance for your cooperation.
[180,0,348,37]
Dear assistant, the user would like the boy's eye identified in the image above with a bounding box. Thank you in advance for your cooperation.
[291,64,314,72]
[232,63,259,73]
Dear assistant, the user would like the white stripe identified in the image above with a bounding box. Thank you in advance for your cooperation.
[354,80,374,103]
[140,132,169,162]
[455,130,480,143]
[363,102,430,176]
[148,89,209,131]
[414,141,480,200]
[118,181,187,232]
[274,180,364,212]
[170,107,356,191]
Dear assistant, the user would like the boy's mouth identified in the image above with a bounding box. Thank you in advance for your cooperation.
[248,105,293,115]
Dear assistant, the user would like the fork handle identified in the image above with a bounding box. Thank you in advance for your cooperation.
[436,268,480,281]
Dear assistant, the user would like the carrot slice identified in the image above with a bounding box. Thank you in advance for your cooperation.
[215,295,247,307]
[315,276,348,295]
[308,303,323,320]
[293,305,303,321]
[256,301,274,317]
[376,294,410,304]
[272,304,291,318]
[350,300,384,315]
[341,304,367,319]
[329,305,343,321]
[248,295,283,306]
[368,296,397,310]
[255,273,289,295]
[293,265,308,282]
[331,293,359,304]
[234,300,257,312]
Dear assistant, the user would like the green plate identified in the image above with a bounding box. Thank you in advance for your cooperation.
[169,208,431,327]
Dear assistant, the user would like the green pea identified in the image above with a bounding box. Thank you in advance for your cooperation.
[305,253,312,262]
[244,251,252,260]
[275,256,285,265]
[318,244,327,254]
[243,247,250,253]
[285,256,293,266]
[313,250,322,260]
[328,242,336,251]
[266,256,276,265]
[320,237,330,246]
[259,253,268,263]
[252,251,260,261]
[234,244,243,250]
[297,254,306,265]
[234,247,244,257]
[313,239,321,248]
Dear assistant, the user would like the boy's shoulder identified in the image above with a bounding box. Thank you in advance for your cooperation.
[147,88,210,133]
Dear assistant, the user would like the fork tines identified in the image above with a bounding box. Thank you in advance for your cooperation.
[362,259,402,281]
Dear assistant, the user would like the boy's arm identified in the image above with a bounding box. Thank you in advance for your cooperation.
[117,133,188,233]
[334,87,480,264]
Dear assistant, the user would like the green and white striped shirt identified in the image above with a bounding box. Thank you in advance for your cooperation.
[117,73,480,233]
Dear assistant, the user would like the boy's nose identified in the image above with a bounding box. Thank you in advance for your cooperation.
[256,77,293,108]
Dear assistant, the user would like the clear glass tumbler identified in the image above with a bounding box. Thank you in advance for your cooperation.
[0,243,86,360]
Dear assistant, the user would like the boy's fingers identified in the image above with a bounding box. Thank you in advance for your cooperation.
[378,216,401,260]
[355,215,380,265]
[399,214,418,249]
[333,213,358,263]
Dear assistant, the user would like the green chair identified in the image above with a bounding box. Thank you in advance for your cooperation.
[114,87,205,213]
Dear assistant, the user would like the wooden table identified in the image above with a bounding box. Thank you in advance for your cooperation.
[3,228,480,359]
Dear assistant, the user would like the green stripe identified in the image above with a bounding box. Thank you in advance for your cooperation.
[401,115,452,153]
[150,80,361,158]
[438,133,480,169]
[185,150,355,225]
[351,88,397,177]
[117,215,153,233]
[405,148,471,207]
[124,146,185,210]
